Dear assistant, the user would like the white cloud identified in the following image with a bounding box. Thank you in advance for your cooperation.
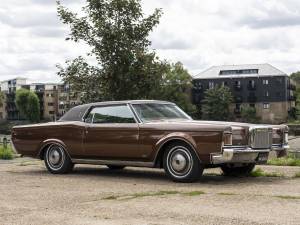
[0,0,300,83]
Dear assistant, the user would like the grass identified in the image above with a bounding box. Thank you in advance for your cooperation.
[249,168,283,177]
[268,157,300,167]
[0,145,14,160]
[184,191,205,196]
[218,192,237,196]
[102,190,205,200]
[274,195,300,200]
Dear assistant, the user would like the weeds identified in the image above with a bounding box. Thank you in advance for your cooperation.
[102,190,205,200]
[267,157,300,167]
[0,145,14,160]
[250,168,283,177]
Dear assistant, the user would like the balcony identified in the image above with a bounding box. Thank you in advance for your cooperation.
[234,96,243,103]
[234,85,242,91]
[247,84,256,90]
[248,96,257,102]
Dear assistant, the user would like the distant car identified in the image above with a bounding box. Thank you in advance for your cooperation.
[11,100,289,182]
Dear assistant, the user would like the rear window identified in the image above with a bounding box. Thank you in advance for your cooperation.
[59,105,89,121]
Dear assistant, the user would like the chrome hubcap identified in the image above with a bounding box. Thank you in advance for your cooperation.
[171,153,187,172]
[47,145,65,170]
[49,149,60,165]
[167,146,193,178]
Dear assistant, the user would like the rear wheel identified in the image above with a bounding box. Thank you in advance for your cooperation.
[221,163,255,176]
[107,165,125,170]
[44,144,74,174]
[163,142,203,182]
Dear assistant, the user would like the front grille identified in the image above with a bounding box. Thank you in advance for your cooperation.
[249,127,272,149]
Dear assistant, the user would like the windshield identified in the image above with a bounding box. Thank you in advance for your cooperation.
[132,103,191,122]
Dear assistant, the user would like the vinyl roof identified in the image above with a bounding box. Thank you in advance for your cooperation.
[81,100,173,107]
[193,63,287,79]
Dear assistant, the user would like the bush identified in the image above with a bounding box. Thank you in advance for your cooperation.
[0,145,14,160]
[241,106,260,123]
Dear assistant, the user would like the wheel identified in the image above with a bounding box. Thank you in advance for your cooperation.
[107,165,125,170]
[44,144,74,174]
[221,163,255,176]
[163,142,203,182]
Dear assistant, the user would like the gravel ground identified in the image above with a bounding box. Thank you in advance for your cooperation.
[0,158,299,225]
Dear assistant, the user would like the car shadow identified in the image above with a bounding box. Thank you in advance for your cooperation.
[14,164,286,185]
[70,165,285,185]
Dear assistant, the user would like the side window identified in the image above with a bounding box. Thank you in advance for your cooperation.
[87,105,136,123]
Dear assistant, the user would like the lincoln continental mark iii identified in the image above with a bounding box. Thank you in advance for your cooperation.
[12,100,289,182]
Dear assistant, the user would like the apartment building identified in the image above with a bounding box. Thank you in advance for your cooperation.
[0,78,81,121]
[192,64,296,124]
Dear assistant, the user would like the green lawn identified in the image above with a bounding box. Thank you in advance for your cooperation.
[267,157,300,167]
[0,145,14,160]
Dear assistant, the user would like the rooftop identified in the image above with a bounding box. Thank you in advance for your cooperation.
[193,63,287,79]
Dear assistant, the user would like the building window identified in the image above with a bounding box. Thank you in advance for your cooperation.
[235,80,241,88]
[49,111,55,115]
[209,82,214,89]
[264,91,269,97]
[46,93,54,97]
[263,79,269,85]
[263,103,270,109]
[219,69,258,75]
[249,104,255,108]
[195,82,202,90]
[222,81,228,86]
[48,102,54,106]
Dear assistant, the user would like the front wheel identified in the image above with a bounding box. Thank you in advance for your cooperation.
[44,144,74,174]
[163,142,203,182]
[221,163,255,176]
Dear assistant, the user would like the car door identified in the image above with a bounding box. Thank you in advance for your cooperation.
[83,104,141,159]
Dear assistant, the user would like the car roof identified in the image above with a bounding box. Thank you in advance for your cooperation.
[79,100,174,108]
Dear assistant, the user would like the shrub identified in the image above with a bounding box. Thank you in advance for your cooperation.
[0,145,14,160]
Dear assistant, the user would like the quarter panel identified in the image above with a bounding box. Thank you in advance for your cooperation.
[12,122,85,158]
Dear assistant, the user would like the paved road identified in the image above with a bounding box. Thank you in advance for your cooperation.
[0,158,299,225]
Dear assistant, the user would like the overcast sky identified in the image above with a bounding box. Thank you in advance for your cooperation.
[1,0,300,83]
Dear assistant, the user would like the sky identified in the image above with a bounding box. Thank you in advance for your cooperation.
[1,0,300,83]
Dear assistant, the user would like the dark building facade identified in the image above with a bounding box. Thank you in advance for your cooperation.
[192,64,296,124]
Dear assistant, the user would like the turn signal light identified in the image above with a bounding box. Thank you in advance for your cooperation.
[223,132,233,146]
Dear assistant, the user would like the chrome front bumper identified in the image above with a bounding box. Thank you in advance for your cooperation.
[211,144,289,164]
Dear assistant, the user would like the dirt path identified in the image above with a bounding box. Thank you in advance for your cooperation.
[0,159,299,225]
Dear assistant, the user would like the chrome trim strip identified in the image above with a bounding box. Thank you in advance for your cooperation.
[271,144,289,151]
[211,147,271,164]
[127,103,142,123]
[72,158,155,167]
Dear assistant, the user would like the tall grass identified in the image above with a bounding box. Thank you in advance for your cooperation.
[0,145,14,160]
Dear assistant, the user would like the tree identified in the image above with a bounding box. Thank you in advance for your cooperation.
[56,0,168,102]
[290,71,300,85]
[0,92,4,106]
[241,106,260,123]
[15,89,40,122]
[159,62,196,114]
[201,85,233,121]
[290,71,300,120]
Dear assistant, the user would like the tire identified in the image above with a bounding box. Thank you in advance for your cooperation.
[221,163,255,177]
[44,144,74,174]
[107,165,125,170]
[163,142,203,182]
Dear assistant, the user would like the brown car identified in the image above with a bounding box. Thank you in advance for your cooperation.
[11,100,289,182]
